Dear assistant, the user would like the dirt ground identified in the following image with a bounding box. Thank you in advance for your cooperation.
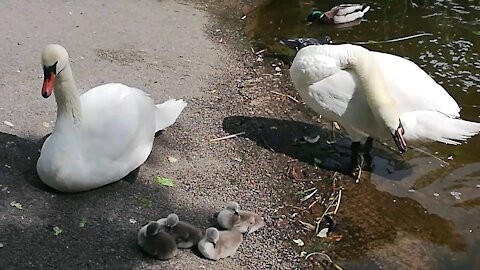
[0,0,322,269]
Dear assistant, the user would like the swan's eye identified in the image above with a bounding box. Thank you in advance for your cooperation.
[43,61,58,77]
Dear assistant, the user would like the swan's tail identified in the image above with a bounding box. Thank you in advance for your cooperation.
[402,111,480,144]
[154,99,187,132]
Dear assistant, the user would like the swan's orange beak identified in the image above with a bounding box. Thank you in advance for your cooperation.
[42,71,55,98]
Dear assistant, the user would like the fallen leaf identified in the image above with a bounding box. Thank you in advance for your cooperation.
[3,121,14,127]
[450,191,462,200]
[167,156,178,163]
[452,150,462,157]
[155,176,175,187]
[79,218,87,228]
[53,226,63,235]
[303,135,320,144]
[293,238,304,246]
[10,201,23,210]
[316,228,329,238]
[139,196,152,207]
[333,121,341,130]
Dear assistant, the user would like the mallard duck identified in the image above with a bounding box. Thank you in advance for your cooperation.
[282,38,480,174]
[36,44,187,192]
[307,4,370,24]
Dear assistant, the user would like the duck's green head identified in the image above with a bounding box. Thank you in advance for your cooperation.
[307,11,324,22]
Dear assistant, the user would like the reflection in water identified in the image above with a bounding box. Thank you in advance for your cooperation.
[245,0,480,268]
[338,179,465,269]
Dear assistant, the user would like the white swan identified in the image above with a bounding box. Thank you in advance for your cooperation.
[36,44,187,192]
[282,38,480,173]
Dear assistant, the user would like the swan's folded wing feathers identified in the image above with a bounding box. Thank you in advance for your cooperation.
[80,83,156,162]
[374,52,460,117]
[402,111,480,144]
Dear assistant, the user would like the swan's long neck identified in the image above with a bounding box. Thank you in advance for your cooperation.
[345,45,400,131]
[53,63,82,125]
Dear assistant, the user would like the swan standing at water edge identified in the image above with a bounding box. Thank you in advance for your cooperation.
[282,38,480,174]
[36,44,187,192]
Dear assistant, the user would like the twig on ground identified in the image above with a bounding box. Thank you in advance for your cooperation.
[308,197,320,209]
[333,189,342,215]
[299,220,316,231]
[300,188,318,202]
[209,132,246,142]
[352,33,432,45]
[270,90,299,103]
[378,140,449,165]
[315,195,338,234]
[255,48,267,55]
[305,252,333,262]
[410,145,449,165]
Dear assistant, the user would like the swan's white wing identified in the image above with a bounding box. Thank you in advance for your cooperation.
[304,70,377,141]
[80,83,156,166]
[373,52,461,117]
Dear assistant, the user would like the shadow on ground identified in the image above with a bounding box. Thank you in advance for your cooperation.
[0,132,212,270]
[222,115,411,179]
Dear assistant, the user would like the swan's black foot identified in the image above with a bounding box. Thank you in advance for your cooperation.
[347,139,375,178]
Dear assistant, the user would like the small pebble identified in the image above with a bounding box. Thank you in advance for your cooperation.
[433,193,440,197]
[167,156,178,163]
[0,243,4,248]
[408,189,415,193]
[3,121,14,127]
[274,67,281,72]
[476,184,480,188]
[450,191,462,200]
[129,218,137,224]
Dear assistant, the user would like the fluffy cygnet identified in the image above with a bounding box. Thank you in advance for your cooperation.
[137,221,178,260]
[217,202,265,234]
[161,213,203,249]
[197,227,243,260]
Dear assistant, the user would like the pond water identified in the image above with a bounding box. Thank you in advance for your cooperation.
[244,0,480,269]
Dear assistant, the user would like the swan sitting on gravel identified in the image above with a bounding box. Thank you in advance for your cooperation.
[36,44,187,192]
